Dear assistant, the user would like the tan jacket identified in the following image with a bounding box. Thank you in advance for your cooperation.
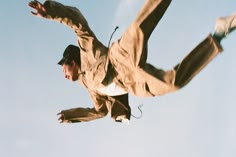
[42,0,223,123]
[43,0,131,122]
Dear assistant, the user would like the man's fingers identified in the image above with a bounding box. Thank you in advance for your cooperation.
[28,1,37,8]
[57,112,65,121]
[28,0,46,17]
[30,11,37,16]
[56,112,71,124]
[28,1,44,11]
[57,112,62,116]
[59,119,63,123]
[28,1,39,15]
[57,114,64,123]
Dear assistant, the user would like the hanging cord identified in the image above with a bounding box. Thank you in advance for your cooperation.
[100,96,143,120]
[114,98,143,120]
[112,97,143,120]
[131,104,143,119]
[108,26,119,47]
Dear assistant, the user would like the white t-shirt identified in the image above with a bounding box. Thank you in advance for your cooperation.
[97,82,128,96]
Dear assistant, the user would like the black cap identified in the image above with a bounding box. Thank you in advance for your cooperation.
[58,45,80,65]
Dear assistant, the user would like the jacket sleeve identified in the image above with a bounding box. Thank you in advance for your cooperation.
[60,107,108,123]
[60,91,109,123]
[60,91,131,123]
[43,0,106,53]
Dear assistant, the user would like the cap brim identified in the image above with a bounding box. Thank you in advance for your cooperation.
[58,58,65,65]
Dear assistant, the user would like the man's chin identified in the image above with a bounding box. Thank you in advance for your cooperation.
[71,77,78,82]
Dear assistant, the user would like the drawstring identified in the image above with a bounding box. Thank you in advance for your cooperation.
[131,104,143,119]
[108,26,119,48]
[111,96,144,120]
[100,96,143,121]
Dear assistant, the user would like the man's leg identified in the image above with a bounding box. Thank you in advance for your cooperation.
[111,2,229,97]
[174,13,236,88]
[109,0,173,96]
[123,34,222,96]
[173,35,223,88]
[134,0,172,40]
[115,0,172,67]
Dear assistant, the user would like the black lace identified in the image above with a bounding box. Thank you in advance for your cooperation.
[108,26,119,48]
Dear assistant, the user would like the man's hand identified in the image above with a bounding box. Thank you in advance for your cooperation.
[57,112,72,124]
[28,0,46,17]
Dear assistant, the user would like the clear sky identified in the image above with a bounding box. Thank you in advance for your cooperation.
[1,0,236,157]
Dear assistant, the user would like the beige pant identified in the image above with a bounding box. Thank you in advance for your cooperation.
[109,0,223,96]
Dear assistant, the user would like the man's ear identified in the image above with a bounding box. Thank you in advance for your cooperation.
[71,60,78,67]
[71,60,75,66]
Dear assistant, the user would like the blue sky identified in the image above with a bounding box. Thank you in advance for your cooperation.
[0,0,236,157]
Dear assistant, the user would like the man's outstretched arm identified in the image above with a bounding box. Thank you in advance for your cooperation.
[57,107,108,123]
[57,91,110,123]
[28,0,106,53]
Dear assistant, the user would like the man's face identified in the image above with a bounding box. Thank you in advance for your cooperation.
[62,61,79,81]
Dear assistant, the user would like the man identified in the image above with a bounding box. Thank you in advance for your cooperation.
[28,0,236,123]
